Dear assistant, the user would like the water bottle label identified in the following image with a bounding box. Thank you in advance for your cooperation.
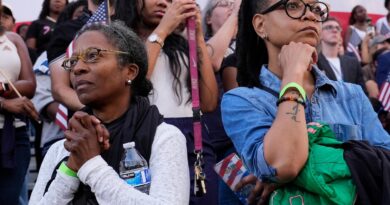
[121,168,151,187]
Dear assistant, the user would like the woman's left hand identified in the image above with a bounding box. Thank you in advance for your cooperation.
[64,111,109,171]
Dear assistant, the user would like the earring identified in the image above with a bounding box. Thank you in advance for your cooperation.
[262,33,269,40]
[126,79,132,85]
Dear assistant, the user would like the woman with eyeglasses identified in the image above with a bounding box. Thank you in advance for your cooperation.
[30,21,190,205]
[221,0,390,203]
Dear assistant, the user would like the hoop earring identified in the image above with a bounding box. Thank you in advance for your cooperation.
[126,79,132,85]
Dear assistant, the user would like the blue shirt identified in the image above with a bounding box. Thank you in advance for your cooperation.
[221,65,390,181]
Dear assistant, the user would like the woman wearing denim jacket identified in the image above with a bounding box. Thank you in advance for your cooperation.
[221,0,390,203]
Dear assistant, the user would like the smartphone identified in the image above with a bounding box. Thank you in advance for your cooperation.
[367,26,375,36]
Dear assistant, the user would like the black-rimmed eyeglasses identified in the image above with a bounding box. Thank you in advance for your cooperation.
[260,0,329,22]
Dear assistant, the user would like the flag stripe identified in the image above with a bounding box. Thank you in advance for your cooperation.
[379,73,390,111]
[226,160,243,187]
[55,104,68,131]
[218,153,235,177]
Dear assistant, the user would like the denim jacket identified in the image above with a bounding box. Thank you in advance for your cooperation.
[221,65,390,181]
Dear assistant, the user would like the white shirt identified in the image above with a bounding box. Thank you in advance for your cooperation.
[29,123,190,205]
[148,51,192,118]
[326,57,343,81]
[376,17,390,36]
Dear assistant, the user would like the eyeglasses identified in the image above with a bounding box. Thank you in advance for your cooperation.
[260,0,329,22]
[322,25,342,32]
[62,47,130,71]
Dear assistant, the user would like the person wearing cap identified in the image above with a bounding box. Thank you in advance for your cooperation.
[1,4,15,31]
[317,17,365,90]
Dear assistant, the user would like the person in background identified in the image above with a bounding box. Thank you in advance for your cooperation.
[0,4,15,31]
[30,21,189,205]
[115,0,218,204]
[0,0,40,204]
[203,0,241,71]
[26,0,68,58]
[32,0,88,161]
[361,35,390,99]
[317,17,365,89]
[221,0,390,203]
[344,5,369,60]
[202,0,243,204]
[376,0,390,36]
[16,24,30,40]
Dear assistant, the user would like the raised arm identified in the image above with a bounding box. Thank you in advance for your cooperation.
[195,8,218,112]
[146,0,197,78]
[206,0,241,71]
[50,58,84,111]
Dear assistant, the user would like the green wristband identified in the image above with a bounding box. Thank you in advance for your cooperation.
[279,82,306,101]
[58,161,78,178]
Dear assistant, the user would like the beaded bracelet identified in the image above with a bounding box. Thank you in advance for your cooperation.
[276,96,306,108]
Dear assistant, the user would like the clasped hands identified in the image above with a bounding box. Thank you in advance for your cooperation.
[64,111,110,172]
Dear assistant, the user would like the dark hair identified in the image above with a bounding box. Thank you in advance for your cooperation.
[56,0,87,25]
[16,23,29,34]
[373,47,387,62]
[39,0,69,20]
[114,0,192,103]
[386,0,390,8]
[76,21,153,97]
[348,5,364,25]
[236,0,270,87]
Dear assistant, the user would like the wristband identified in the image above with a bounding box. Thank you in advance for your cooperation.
[58,161,78,178]
[279,82,306,101]
[276,96,306,108]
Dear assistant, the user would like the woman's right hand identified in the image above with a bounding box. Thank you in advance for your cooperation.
[2,97,40,122]
[154,0,197,39]
[279,42,318,84]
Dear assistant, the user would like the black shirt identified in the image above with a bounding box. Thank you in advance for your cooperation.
[47,11,90,64]
[26,18,56,56]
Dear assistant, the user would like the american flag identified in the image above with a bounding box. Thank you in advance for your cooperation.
[86,0,110,25]
[56,0,110,131]
[379,73,390,111]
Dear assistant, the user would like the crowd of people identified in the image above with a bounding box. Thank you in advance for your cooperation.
[1,0,390,204]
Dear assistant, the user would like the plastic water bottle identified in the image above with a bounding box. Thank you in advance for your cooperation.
[119,142,151,194]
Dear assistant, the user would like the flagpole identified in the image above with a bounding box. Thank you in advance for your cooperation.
[0,69,22,98]
[106,0,111,24]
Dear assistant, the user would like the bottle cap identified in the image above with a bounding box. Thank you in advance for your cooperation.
[123,142,135,149]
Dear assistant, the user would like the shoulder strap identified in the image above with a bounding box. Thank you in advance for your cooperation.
[44,156,69,194]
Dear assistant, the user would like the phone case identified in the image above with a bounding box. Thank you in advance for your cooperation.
[214,153,254,205]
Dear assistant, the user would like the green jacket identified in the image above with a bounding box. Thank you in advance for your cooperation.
[269,122,356,205]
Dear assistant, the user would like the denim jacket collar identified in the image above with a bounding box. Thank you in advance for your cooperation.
[259,65,338,97]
